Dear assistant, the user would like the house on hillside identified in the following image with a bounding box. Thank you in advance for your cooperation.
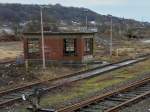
[23,32,95,64]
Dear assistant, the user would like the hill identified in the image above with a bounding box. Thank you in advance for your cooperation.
[0,3,150,39]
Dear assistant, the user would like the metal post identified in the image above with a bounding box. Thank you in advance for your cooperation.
[86,15,88,30]
[110,16,113,57]
[25,59,29,71]
[40,7,46,69]
[119,24,122,36]
[116,49,119,57]
[84,9,88,31]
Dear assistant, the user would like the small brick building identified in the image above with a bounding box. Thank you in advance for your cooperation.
[23,32,95,63]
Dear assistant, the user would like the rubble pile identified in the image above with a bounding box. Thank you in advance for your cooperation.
[0,63,34,87]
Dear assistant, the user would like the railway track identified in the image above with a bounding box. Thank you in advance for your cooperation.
[0,54,149,108]
[0,59,16,65]
[0,57,24,66]
[57,77,150,112]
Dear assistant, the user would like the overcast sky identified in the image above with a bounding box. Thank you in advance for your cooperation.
[0,0,150,22]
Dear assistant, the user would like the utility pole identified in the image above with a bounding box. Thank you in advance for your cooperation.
[86,14,88,30]
[110,16,113,57]
[119,24,122,36]
[40,7,46,69]
[84,9,88,31]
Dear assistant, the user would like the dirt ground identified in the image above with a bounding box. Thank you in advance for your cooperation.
[95,39,150,62]
[0,40,149,92]
[0,41,23,60]
[0,39,149,62]
[2,59,150,112]
[0,41,83,92]
[0,39,150,111]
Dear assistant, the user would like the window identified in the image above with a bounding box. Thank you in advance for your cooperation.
[64,38,76,56]
[28,38,40,53]
[84,38,93,54]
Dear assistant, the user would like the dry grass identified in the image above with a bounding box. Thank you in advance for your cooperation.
[0,41,23,60]
[38,66,80,81]
[95,40,150,62]
[5,59,150,111]
[39,59,150,108]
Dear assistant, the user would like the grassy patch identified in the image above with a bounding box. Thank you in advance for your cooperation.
[11,59,150,111]
[40,59,150,108]
[40,78,124,107]
[0,41,22,60]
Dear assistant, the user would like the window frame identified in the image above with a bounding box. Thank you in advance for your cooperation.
[27,38,40,54]
[63,38,77,56]
[84,38,93,55]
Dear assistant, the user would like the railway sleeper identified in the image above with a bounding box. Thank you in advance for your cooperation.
[113,95,134,99]
[79,108,100,112]
[1,96,20,99]
[136,87,150,91]
[98,101,120,108]
[138,86,150,89]
[6,93,26,98]
[128,91,146,95]
[97,103,116,110]
[6,93,21,97]
[19,91,33,95]
[105,91,150,112]
[90,103,112,110]
[79,104,106,112]
[135,90,150,93]
[133,87,150,91]
[109,97,130,101]
[105,97,127,102]
[121,92,139,97]
[90,105,105,110]
[0,99,5,103]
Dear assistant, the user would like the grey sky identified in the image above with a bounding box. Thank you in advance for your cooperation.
[0,0,149,22]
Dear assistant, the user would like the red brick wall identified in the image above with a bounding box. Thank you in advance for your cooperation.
[23,38,28,59]
[44,37,63,60]
[44,36,83,62]
[63,38,83,61]
[23,34,93,62]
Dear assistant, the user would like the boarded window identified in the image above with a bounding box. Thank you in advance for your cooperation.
[28,38,40,53]
[84,38,93,55]
[64,38,76,56]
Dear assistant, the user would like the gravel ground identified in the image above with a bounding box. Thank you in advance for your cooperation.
[1,63,150,111]
[120,97,150,112]
[2,72,150,112]
[51,72,150,109]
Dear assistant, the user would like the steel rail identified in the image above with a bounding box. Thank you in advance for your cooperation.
[0,55,147,98]
[0,54,149,108]
[106,90,150,112]
[57,77,150,112]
